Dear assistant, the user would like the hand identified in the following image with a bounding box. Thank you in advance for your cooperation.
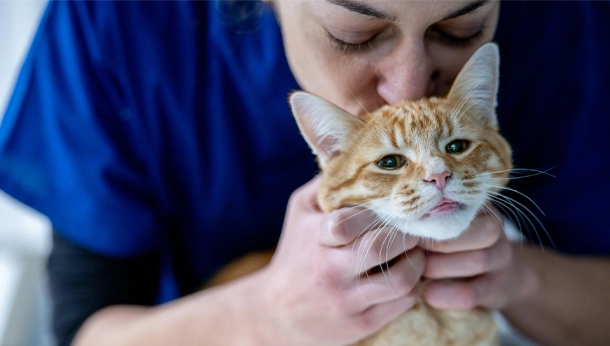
[256,175,425,346]
[419,203,535,310]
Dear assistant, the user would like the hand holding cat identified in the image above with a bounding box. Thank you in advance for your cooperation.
[258,175,425,346]
[420,204,536,311]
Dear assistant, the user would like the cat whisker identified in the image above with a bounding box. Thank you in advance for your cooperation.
[479,202,505,228]
[354,215,389,272]
[376,216,411,294]
[355,215,402,301]
[483,183,545,215]
[487,195,524,237]
[318,203,384,240]
[356,213,402,283]
[486,192,556,249]
[379,226,399,290]
[486,194,539,248]
[348,216,385,300]
[476,167,557,179]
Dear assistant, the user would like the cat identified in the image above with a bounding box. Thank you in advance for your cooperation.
[207,42,511,346]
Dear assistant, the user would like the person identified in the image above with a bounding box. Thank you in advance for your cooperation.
[0,0,609,345]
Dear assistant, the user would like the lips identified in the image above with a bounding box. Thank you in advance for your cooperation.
[422,198,461,218]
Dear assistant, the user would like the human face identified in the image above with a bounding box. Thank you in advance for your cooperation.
[273,0,500,117]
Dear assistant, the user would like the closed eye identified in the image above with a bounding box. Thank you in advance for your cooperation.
[325,31,378,53]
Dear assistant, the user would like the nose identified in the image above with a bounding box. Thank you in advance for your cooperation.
[424,171,451,191]
[376,40,436,104]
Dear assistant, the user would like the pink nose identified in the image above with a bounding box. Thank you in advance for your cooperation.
[425,171,451,191]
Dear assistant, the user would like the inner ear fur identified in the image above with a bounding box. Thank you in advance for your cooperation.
[446,42,500,128]
[289,91,363,168]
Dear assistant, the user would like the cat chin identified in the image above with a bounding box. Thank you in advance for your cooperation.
[393,207,478,241]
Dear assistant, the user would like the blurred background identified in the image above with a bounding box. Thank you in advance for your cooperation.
[0,1,53,345]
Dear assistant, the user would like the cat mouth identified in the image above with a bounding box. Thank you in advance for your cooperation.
[421,199,461,219]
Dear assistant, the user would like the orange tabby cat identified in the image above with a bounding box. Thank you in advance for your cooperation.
[208,43,511,346]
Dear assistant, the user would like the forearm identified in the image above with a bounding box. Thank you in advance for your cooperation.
[502,244,610,346]
[73,271,271,346]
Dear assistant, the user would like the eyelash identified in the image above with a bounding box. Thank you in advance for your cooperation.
[430,29,484,48]
[326,28,484,53]
[325,31,377,53]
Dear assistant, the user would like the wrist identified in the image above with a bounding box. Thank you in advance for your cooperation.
[213,267,277,346]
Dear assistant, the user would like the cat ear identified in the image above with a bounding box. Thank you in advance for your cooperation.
[290,91,363,168]
[446,42,500,128]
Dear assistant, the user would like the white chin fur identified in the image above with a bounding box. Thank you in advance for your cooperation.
[393,207,479,241]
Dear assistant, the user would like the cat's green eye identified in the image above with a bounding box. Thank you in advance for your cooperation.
[446,139,470,155]
[377,155,406,170]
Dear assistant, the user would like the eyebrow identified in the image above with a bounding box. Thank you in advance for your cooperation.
[327,0,489,23]
[326,0,398,22]
[442,0,490,21]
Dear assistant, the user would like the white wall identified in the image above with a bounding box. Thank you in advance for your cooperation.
[0,1,53,345]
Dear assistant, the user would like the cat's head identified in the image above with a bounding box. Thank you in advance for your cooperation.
[290,43,512,241]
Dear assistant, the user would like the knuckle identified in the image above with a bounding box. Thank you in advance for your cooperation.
[484,217,503,238]
[330,220,350,243]
[397,263,421,287]
[353,312,377,332]
[331,293,352,316]
[363,232,393,263]
[368,238,386,260]
[402,235,419,250]
[390,274,415,296]
[498,242,513,267]
[456,284,478,309]
[287,188,305,210]
[314,260,340,288]
[469,250,490,272]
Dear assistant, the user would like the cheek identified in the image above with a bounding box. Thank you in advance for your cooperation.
[294,51,380,116]
[275,3,381,115]
[428,45,482,96]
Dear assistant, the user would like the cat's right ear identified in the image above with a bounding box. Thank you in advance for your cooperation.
[290,91,363,168]
[446,42,500,128]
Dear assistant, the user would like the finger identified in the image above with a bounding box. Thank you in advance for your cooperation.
[318,207,378,247]
[343,248,425,311]
[337,227,419,275]
[423,278,479,310]
[423,270,509,310]
[424,237,512,279]
[419,214,503,253]
[353,295,418,336]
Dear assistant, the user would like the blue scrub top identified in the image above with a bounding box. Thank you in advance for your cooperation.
[0,1,609,299]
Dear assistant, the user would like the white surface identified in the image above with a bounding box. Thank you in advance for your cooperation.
[0,0,48,117]
[0,252,22,345]
[0,1,52,346]
[0,190,51,255]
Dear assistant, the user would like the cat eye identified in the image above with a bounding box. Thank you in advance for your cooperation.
[377,155,406,170]
[446,140,470,155]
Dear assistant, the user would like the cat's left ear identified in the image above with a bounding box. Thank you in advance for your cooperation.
[446,42,500,128]
[290,91,363,168]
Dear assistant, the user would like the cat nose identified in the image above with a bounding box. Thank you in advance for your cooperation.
[424,171,451,191]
